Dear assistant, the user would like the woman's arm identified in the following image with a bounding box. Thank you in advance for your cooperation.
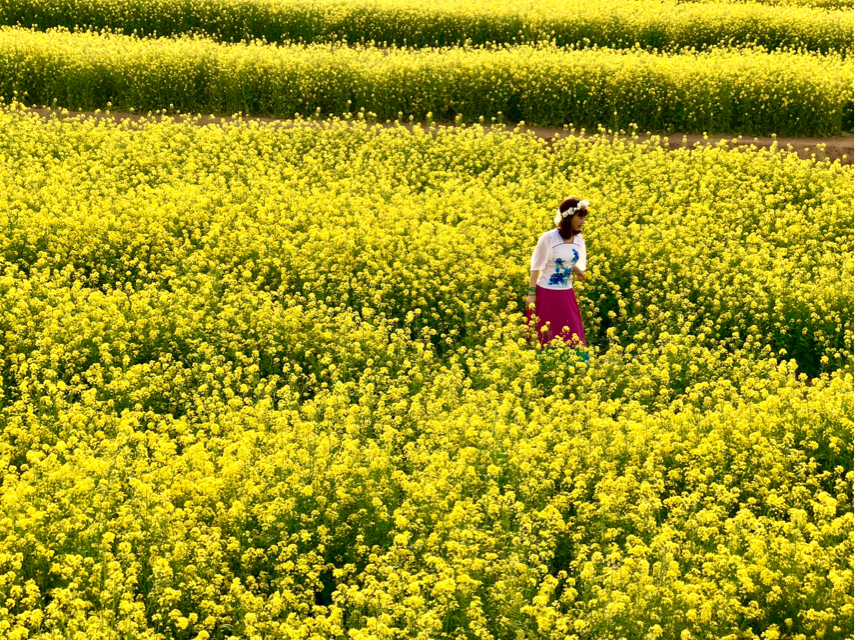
[526,270,539,309]
[527,232,549,310]
[572,265,586,282]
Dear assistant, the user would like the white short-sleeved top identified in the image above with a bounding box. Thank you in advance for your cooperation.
[530,228,586,290]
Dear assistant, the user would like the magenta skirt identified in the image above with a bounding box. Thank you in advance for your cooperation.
[526,285,587,349]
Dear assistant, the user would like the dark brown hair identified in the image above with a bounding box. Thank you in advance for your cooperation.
[556,197,587,241]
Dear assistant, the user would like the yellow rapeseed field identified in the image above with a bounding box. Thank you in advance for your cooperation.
[2,28,853,136]
[1,0,850,53]
[0,102,851,639]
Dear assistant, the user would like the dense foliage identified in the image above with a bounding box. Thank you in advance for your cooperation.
[1,0,851,54]
[2,28,852,136]
[0,103,852,639]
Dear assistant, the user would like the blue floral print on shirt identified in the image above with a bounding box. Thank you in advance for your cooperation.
[547,250,579,286]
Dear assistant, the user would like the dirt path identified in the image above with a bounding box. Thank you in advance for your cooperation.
[22,107,855,165]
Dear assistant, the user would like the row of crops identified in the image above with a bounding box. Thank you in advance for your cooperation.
[1,0,853,135]
[4,0,852,52]
[2,30,851,136]
[0,102,852,638]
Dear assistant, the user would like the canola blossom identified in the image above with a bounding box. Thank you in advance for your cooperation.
[1,0,851,54]
[0,103,852,639]
[1,27,853,137]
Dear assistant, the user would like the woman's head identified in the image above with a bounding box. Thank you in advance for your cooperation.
[555,197,589,240]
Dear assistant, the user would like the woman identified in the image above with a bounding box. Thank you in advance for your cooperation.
[525,197,589,356]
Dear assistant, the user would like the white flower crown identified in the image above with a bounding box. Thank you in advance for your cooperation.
[553,200,590,225]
